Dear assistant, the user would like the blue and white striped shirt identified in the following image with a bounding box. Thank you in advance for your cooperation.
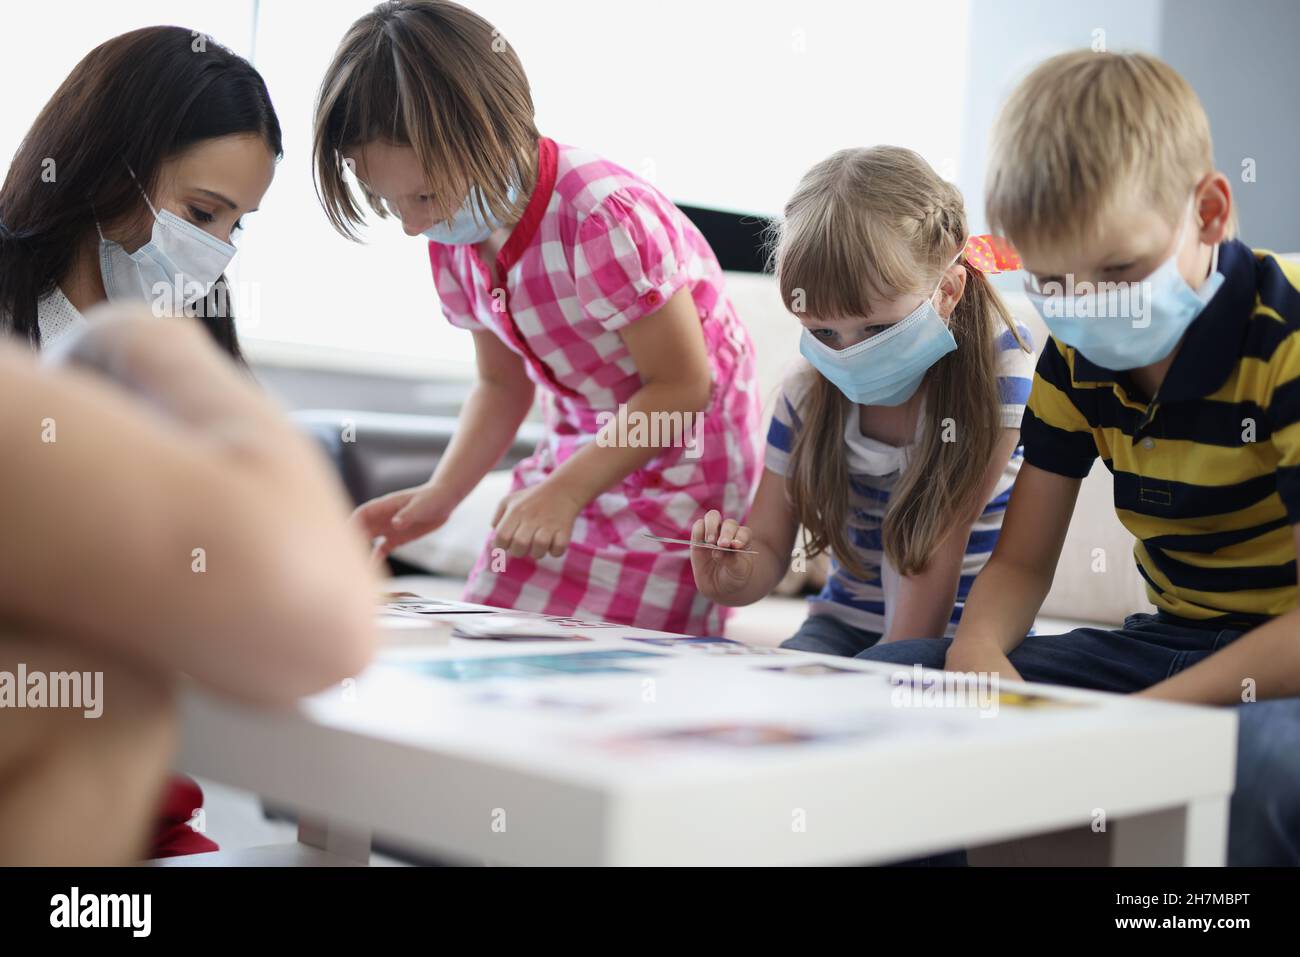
[765,324,1035,636]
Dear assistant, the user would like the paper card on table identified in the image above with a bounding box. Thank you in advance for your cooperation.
[884,670,1090,709]
[641,533,757,555]
[627,636,785,656]
[376,612,441,629]
[472,689,612,715]
[761,662,860,677]
[994,691,1088,709]
[452,615,594,642]
[538,615,624,629]
[608,722,858,750]
[401,649,666,682]
[380,594,499,617]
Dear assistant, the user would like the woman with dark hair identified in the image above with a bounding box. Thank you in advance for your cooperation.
[0,25,282,359]
[0,26,286,859]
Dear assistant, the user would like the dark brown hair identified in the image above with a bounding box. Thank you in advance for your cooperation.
[313,0,538,240]
[0,26,282,353]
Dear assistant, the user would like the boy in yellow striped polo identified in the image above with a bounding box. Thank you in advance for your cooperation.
[859,50,1300,865]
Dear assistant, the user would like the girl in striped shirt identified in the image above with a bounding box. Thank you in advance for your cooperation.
[691,146,1033,654]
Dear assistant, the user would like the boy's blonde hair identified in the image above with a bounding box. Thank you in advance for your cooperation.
[313,0,538,240]
[986,50,1229,252]
[769,146,1027,577]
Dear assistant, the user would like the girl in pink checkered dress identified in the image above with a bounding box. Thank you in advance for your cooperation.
[314,1,760,635]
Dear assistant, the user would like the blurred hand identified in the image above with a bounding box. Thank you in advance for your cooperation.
[42,305,239,424]
[352,482,457,564]
[491,480,583,560]
[689,509,755,601]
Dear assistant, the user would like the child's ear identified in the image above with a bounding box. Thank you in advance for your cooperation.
[1195,171,1232,245]
[937,262,968,319]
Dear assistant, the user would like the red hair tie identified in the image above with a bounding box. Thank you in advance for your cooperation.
[962,234,1021,274]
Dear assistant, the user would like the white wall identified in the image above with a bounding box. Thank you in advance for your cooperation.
[238,0,972,368]
[5,1,1294,374]
[954,0,1164,241]
[1160,0,1300,252]
[0,1,972,371]
[956,0,1300,258]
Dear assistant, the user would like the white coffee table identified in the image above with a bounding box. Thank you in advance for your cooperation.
[176,586,1236,866]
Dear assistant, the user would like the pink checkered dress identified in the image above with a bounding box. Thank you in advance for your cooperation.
[428,138,761,635]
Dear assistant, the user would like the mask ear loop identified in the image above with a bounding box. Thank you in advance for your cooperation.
[122,160,162,220]
[931,248,969,320]
[1186,191,1220,284]
[94,161,161,244]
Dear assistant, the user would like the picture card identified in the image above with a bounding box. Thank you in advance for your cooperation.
[884,670,1089,709]
[761,662,860,677]
[380,593,500,616]
[403,649,666,683]
[471,689,612,715]
[994,691,1088,709]
[627,636,785,656]
[608,722,858,750]
[452,615,594,642]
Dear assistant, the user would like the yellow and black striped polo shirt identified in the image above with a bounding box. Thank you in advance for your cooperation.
[1022,239,1300,624]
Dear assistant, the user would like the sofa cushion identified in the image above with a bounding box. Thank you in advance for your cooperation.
[389,469,515,578]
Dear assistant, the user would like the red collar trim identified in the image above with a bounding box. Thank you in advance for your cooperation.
[496,137,557,275]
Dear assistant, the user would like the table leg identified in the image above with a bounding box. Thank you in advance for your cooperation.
[1108,796,1229,866]
[969,795,1230,866]
[297,816,373,865]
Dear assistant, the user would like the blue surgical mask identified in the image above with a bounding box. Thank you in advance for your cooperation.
[422,184,518,246]
[799,275,957,406]
[1024,205,1224,371]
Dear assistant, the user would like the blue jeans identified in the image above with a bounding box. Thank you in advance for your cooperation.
[854,613,1300,866]
[781,614,883,657]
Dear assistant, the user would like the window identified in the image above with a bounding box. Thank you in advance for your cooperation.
[2,0,971,374]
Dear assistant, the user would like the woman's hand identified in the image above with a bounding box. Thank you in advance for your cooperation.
[352,482,458,561]
[689,509,756,601]
[491,479,584,559]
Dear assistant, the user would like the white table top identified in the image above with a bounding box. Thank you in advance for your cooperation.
[178,584,1237,865]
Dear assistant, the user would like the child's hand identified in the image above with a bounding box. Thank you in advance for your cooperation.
[944,637,1023,683]
[352,483,457,564]
[492,480,584,559]
[689,509,755,600]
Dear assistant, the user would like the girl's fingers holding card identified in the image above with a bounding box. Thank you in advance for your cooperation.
[717,518,739,547]
[730,525,752,549]
[702,509,721,544]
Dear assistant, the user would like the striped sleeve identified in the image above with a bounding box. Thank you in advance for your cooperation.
[995,322,1035,428]
[1264,263,1300,522]
[1020,337,1100,478]
[763,369,814,476]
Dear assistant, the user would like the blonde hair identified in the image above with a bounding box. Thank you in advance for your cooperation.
[312,0,538,240]
[770,145,1027,578]
[986,50,1230,253]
